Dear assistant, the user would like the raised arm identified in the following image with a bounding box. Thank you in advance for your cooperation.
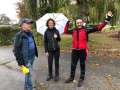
[64,21,74,34]
[86,11,113,34]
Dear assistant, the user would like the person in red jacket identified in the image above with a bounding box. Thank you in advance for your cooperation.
[64,11,113,87]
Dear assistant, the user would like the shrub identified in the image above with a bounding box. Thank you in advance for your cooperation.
[0,25,18,46]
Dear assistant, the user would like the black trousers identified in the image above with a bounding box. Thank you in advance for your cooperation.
[70,49,86,80]
[48,50,60,77]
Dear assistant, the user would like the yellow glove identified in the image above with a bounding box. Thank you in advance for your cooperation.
[20,65,29,74]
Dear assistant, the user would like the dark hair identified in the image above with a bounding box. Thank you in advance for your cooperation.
[46,18,55,27]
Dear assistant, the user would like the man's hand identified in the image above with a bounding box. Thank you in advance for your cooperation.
[105,11,113,22]
[106,11,113,18]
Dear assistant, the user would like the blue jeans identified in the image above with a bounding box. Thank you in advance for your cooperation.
[24,57,35,90]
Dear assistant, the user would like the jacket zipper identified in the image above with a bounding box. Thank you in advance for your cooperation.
[77,29,79,49]
[52,33,55,50]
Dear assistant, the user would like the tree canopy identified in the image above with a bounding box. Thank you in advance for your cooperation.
[16,0,120,25]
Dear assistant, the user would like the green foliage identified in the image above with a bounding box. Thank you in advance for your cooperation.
[16,0,120,25]
[16,0,70,19]
[60,35,72,50]
[32,28,43,47]
[37,0,70,18]
[25,0,37,19]
[0,25,18,46]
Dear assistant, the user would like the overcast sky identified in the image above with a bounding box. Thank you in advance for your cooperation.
[0,0,18,20]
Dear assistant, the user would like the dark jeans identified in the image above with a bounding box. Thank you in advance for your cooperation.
[70,49,86,80]
[48,50,60,77]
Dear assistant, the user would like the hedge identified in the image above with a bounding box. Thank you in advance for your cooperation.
[0,25,18,46]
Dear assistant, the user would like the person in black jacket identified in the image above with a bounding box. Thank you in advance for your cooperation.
[44,18,61,81]
[13,18,38,90]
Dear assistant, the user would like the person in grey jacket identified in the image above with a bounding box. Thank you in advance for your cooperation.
[13,18,38,90]
[44,18,61,81]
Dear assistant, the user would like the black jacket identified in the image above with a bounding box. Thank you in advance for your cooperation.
[13,30,38,66]
[44,28,61,52]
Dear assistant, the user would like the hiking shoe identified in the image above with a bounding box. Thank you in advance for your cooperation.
[77,79,84,87]
[65,78,74,83]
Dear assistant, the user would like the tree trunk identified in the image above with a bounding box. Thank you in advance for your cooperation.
[76,0,88,20]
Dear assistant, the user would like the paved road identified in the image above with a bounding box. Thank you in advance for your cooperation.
[0,47,24,90]
[0,47,120,90]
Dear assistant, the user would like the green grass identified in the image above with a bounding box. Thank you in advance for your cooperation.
[103,24,120,32]
[60,35,72,51]
[36,29,120,58]
[36,34,73,51]
[88,32,120,55]
[60,33,116,52]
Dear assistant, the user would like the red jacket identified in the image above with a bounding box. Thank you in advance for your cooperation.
[64,21,107,49]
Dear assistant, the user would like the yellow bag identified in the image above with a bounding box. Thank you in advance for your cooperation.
[20,66,29,74]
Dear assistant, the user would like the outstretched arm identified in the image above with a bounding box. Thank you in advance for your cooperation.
[87,11,113,34]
